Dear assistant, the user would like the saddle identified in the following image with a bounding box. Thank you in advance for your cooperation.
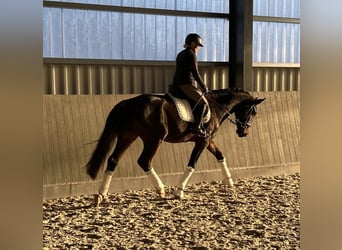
[166,86,211,124]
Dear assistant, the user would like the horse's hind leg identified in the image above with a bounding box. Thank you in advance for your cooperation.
[95,133,137,206]
[138,138,165,198]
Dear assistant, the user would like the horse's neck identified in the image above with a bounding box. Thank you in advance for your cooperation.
[229,97,245,109]
[230,92,251,107]
[211,91,250,117]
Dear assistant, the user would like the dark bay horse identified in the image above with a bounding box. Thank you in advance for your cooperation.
[86,88,265,205]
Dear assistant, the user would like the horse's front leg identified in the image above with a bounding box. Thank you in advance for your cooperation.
[174,138,209,199]
[206,140,234,187]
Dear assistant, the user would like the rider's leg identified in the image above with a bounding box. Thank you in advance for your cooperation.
[190,104,207,135]
[177,84,209,135]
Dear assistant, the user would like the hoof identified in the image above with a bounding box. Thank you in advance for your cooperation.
[94,193,108,207]
[94,194,103,207]
[230,187,238,201]
[159,188,166,199]
[223,177,234,187]
[173,189,185,200]
[221,186,238,202]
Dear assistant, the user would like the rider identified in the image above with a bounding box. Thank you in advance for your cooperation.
[171,33,209,136]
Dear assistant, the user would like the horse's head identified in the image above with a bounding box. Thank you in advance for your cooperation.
[208,88,265,137]
[231,97,265,137]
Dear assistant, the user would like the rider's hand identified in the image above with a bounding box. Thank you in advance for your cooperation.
[203,86,209,94]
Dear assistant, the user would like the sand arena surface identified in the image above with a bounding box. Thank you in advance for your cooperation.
[43,173,300,249]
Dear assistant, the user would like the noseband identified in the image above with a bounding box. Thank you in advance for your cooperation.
[232,105,256,129]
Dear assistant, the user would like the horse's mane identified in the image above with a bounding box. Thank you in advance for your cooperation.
[208,88,251,104]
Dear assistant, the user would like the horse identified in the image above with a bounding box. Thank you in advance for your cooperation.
[85,88,265,206]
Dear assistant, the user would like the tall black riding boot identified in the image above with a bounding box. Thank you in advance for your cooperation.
[189,104,207,136]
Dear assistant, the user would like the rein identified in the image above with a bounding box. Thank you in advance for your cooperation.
[205,94,235,123]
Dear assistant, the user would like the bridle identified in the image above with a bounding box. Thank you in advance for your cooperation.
[233,105,256,129]
[207,94,256,129]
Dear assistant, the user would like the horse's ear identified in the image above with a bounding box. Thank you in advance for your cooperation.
[254,97,265,105]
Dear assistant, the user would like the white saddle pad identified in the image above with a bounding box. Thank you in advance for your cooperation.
[167,93,210,123]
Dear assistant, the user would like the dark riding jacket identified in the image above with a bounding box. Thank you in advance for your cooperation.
[172,48,206,91]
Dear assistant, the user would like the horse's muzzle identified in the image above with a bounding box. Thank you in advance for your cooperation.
[236,128,249,137]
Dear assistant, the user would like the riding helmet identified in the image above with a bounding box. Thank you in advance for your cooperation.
[185,33,204,47]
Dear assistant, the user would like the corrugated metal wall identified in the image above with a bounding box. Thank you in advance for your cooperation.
[43,59,299,94]
[253,64,300,91]
[43,59,230,94]
[43,91,299,198]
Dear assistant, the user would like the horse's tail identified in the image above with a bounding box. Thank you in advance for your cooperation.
[85,107,118,180]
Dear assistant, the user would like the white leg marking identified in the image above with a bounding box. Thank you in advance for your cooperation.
[147,168,165,198]
[95,170,113,206]
[174,166,194,199]
[99,170,113,196]
[218,158,234,187]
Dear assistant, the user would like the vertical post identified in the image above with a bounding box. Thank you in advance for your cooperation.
[229,0,253,90]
